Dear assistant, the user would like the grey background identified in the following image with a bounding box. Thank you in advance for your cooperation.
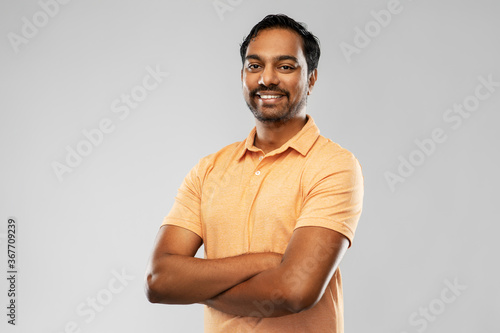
[1,0,499,332]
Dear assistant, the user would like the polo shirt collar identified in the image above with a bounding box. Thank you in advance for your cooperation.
[236,114,320,160]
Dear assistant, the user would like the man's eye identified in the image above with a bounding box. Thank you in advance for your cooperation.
[280,65,294,70]
[248,64,261,69]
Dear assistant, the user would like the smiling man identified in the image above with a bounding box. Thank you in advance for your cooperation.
[145,14,364,332]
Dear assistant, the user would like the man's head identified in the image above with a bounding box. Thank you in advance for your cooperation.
[240,14,321,124]
[240,14,321,76]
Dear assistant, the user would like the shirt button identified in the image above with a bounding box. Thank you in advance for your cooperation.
[255,171,261,176]
[259,156,263,161]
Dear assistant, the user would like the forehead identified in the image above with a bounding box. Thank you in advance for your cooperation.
[245,28,306,62]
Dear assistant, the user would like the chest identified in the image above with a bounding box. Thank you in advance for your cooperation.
[200,153,306,257]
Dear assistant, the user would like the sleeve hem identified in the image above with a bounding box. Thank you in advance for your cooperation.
[294,218,355,247]
[162,217,203,239]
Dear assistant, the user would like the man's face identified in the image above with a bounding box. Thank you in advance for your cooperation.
[241,28,316,124]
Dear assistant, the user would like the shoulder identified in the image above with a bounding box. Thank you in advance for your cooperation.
[191,140,245,177]
[307,135,362,172]
[199,141,243,166]
[299,135,364,193]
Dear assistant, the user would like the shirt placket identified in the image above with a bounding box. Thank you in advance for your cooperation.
[245,151,267,247]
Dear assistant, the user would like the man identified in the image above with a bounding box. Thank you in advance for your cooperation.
[145,14,364,332]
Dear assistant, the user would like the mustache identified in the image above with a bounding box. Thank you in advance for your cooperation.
[250,85,289,98]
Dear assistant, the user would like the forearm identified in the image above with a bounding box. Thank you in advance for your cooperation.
[204,265,299,317]
[204,227,349,318]
[146,252,281,305]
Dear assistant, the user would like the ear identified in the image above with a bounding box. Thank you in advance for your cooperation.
[241,68,243,82]
[307,69,318,95]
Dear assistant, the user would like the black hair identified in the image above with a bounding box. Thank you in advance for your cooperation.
[239,14,321,75]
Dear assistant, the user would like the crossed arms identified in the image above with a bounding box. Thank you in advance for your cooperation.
[144,224,349,317]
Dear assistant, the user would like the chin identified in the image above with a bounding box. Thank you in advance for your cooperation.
[254,110,293,124]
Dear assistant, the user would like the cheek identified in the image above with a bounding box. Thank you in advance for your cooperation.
[242,76,255,93]
[241,78,250,91]
[285,79,307,99]
[242,84,252,98]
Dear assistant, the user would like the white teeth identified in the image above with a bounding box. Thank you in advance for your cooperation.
[260,95,281,99]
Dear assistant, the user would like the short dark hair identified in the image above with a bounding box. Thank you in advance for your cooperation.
[240,14,321,75]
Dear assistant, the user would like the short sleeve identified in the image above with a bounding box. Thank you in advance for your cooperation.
[161,162,203,238]
[295,150,364,247]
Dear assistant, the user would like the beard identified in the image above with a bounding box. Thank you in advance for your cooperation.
[245,84,308,125]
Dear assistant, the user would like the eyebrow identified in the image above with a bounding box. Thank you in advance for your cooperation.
[245,54,299,63]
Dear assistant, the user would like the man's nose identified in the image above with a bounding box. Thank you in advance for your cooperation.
[258,67,280,87]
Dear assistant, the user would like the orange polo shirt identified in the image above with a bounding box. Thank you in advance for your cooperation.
[162,115,364,332]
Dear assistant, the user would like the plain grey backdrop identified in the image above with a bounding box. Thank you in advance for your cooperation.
[1,0,499,332]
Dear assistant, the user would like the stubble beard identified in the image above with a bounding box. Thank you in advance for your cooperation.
[245,86,308,126]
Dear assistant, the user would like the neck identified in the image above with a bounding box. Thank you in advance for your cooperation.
[254,113,307,154]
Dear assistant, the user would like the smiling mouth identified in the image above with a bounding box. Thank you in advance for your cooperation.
[259,95,283,99]
[256,93,286,101]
